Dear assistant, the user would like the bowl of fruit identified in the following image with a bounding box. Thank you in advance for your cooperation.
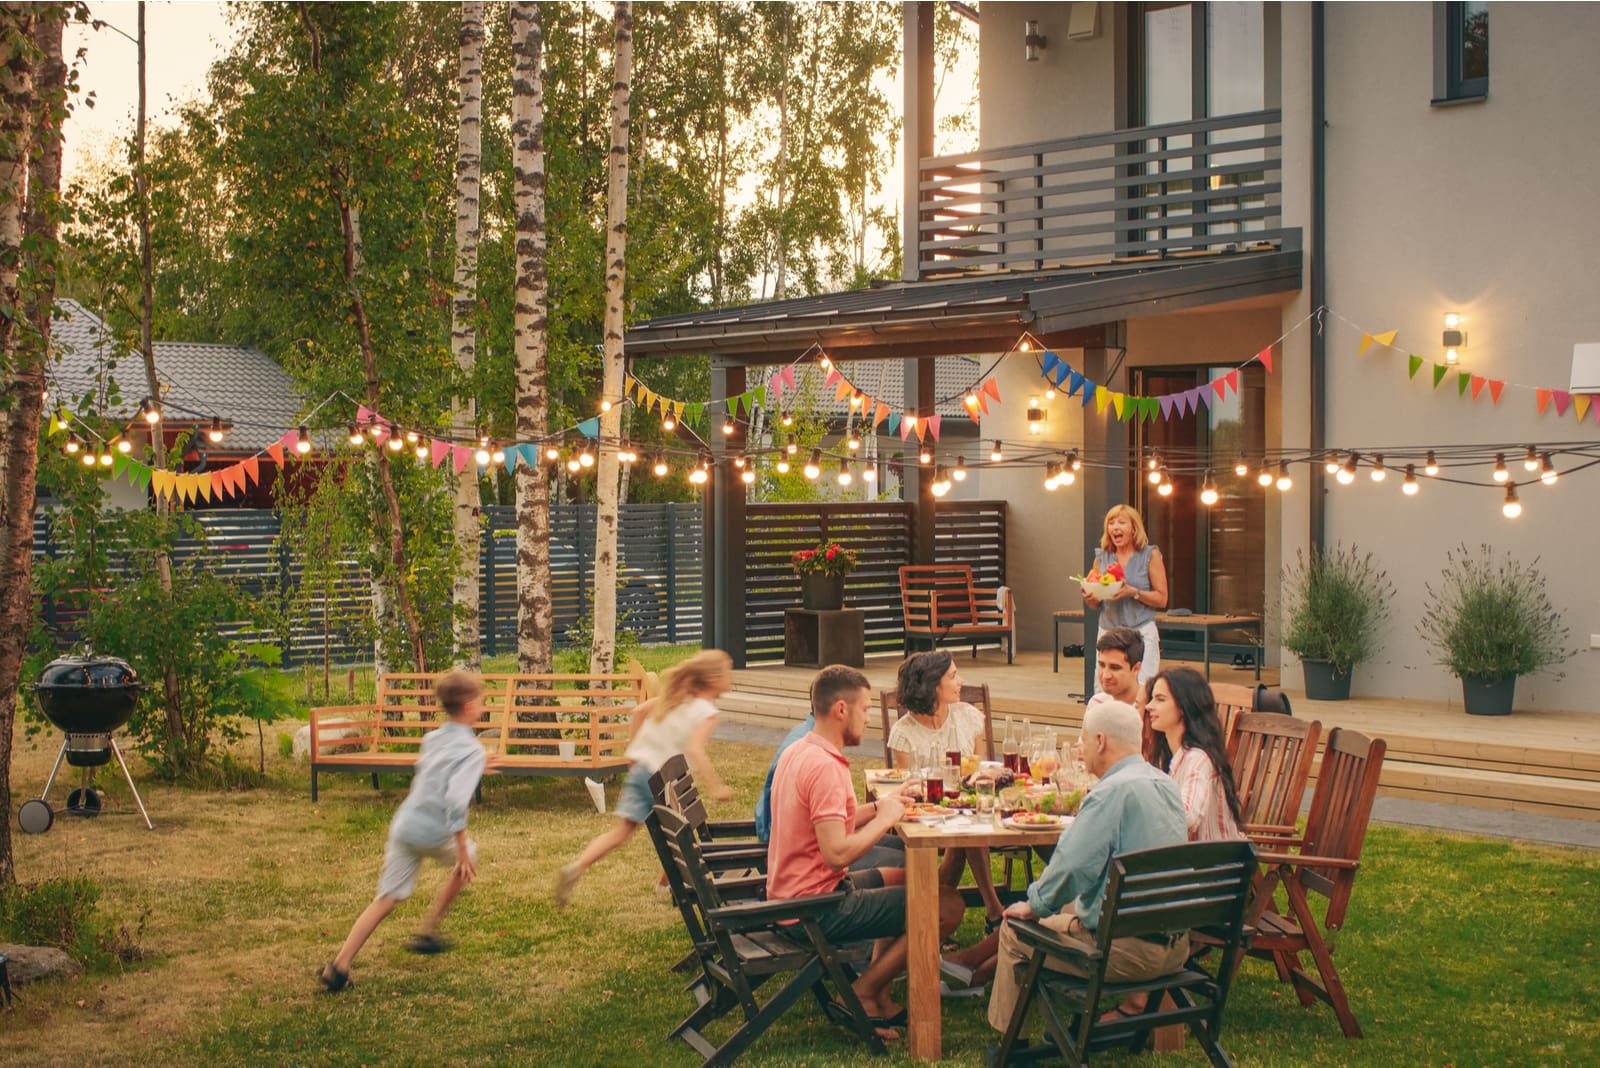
[1073,562,1125,602]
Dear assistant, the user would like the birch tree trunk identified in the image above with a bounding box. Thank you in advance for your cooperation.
[449,0,484,668]
[589,0,631,676]
[510,0,553,673]
[772,5,789,299]
[0,0,39,887]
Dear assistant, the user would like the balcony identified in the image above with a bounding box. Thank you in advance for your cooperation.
[917,109,1287,277]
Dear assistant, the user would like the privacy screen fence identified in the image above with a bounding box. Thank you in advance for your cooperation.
[32,499,1006,666]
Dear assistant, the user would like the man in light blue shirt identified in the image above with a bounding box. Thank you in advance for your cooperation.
[986,700,1189,1032]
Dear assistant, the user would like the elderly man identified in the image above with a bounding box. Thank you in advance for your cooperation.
[986,699,1189,1034]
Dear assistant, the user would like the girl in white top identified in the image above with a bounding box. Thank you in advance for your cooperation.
[554,650,734,908]
[889,651,1005,930]
[1145,666,1245,842]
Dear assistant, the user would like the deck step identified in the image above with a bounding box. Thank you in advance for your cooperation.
[1375,760,1600,820]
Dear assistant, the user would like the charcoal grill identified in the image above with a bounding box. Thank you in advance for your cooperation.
[18,650,152,834]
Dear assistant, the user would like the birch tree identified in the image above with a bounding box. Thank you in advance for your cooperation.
[450,0,484,668]
[589,0,630,676]
[510,0,553,672]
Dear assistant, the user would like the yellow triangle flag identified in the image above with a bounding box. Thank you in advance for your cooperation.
[181,474,198,504]
[673,399,685,420]
[1094,386,1110,413]
[1112,393,1128,419]
[1358,329,1398,355]
[151,469,175,500]
[1575,395,1592,422]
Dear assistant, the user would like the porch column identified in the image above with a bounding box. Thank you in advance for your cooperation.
[1080,325,1127,696]
[709,359,747,667]
[903,355,936,566]
[902,1,934,283]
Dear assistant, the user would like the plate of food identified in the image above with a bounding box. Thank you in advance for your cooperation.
[872,769,910,783]
[1005,812,1066,831]
[901,801,946,821]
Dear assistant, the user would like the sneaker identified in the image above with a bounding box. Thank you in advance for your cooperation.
[553,862,581,909]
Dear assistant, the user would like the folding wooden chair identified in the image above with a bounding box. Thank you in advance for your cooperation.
[1227,712,1322,841]
[993,841,1258,1068]
[1208,683,1256,748]
[652,805,884,1067]
[651,754,766,870]
[1246,728,1386,1038]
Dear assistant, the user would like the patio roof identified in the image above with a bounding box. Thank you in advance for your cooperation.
[626,243,1301,365]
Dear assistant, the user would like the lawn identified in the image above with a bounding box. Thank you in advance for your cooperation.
[3,712,1598,1067]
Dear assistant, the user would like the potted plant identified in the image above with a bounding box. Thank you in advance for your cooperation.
[1280,543,1394,700]
[1418,545,1572,716]
[792,542,859,611]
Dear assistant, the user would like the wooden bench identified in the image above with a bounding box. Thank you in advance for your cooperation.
[899,565,1015,663]
[308,669,647,801]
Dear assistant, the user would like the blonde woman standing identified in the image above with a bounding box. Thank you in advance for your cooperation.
[554,650,734,907]
[1084,504,1167,691]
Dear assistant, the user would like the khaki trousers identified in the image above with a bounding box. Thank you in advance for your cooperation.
[987,912,1191,1032]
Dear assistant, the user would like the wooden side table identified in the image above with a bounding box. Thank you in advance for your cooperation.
[783,608,865,668]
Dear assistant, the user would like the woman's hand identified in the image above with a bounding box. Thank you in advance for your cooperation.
[1114,585,1140,601]
[1083,589,1102,608]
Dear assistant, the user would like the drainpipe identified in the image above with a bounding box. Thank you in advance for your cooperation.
[1309,2,1328,550]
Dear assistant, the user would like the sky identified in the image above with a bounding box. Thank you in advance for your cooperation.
[62,1,239,185]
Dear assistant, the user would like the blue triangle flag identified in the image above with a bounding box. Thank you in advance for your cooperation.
[575,417,600,439]
[1067,369,1086,398]
[1080,380,1097,408]
[1054,363,1071,388]
[886,413,902,437]
[1041,350,1060,378]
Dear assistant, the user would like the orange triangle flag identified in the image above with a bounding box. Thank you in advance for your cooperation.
[243,455,261,486]
[267,443,286,467]
[873,401,890,427]
[1469,374,1486,400]
[1488,379,1505,404]
[976,393,990,416]
[1536,389,1552,414]
[834,379,853,402]
[981,378,1001,403]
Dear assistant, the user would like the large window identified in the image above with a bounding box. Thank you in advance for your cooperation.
[1434,2,1488,104]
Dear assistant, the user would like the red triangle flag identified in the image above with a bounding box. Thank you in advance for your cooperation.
[1488,379,1505,404]
[1256,347,1274,374]
[927,414,942,442]
[1224,369,1239,396]
[981,378,1001,403]
[267,443,286,467]
[430,439,450,468]
[1469,374,1486,400]
[1536,388,1552,414]
[1213,378,1227,399]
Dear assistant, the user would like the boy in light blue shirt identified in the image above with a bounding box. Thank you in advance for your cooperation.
[320,670,489,992]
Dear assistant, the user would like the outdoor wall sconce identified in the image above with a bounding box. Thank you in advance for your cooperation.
[1024,19,1046,62]
[1027,396,1046,434]
[1443,312,1467,366]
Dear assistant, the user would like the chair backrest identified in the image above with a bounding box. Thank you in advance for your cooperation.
[655,804,730,917]
[879,684,995,766]
[1209,682,1255,746]
[899,565,978,628]
[1098,840,1258,950]
[1227,712,1322,831]
[1296,727,1386,930]
[643,784,720,954]
[649,753,717,841]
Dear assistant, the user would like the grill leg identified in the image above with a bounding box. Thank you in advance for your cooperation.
[109,739,153,830]
[370,773,380,791]
[40,740,68,802]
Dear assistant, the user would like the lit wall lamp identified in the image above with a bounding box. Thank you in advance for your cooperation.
[1024,19,1047,62]
[1026,396,1046,435]
[1443,312,1467,366]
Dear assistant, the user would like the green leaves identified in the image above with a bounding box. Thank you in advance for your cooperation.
[1280,543,1395,674]
[1419,545,1574,680]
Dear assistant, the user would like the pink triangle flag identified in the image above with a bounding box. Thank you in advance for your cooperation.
[767,372,783,400]
[824,368,841,388]
[927,414,942,442]
[1197,385,1214,409]
[430,439,450,468]
[899,417,914,440]
[1553,390,1572,416]
[452,445,472,474]
[782,365,796,390]
[1256,347,1274,374]
[356,405,373,425]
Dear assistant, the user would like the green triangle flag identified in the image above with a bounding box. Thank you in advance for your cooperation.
[1408,355,1424,379]
[112,454,127,480]
[686,402,703,418]
[129,461,151,490]
[1457,372,1471,397]
[1143,398,1158,423]
[1432,363,1449,388]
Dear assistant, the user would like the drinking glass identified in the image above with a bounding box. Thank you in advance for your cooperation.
[975,777,998,826]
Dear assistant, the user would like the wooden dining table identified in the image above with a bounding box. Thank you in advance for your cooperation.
[895,818,1066,1061]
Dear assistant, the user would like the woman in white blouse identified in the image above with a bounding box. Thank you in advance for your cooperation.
[888,651,1005,933]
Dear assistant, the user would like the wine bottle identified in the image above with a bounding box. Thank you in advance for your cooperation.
[1002,716,1018,771]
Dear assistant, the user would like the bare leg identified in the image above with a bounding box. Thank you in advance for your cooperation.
[417,867,469,939]
[854,885,967,1017]
[569,819,639,877]
[965,847,1004,920]
[331,895,400,974]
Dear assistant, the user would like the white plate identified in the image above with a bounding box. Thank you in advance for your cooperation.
[1005,815,1068,832]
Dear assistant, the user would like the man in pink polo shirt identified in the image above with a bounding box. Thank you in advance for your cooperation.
[768,664,964,1032]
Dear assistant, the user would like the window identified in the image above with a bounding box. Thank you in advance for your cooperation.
[1435,2,1488,104]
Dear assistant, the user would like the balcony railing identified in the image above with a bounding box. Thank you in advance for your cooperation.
[917,109,1284,276]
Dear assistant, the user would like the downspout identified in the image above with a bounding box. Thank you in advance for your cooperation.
[1309,2,1328,550]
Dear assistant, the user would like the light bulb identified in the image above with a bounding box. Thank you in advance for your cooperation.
[474,445,492,466]
[348,424,365,446]
[81,450,96,467]
[620,442,636,464]
[847,431,860,451]
[1425,450,1439,477]
[652,454,668,477]
[142,398,161,425]
[208,416,224,443]
[578,446,594,468]
[1324,453,1339,475]
[1146,451,1161,472]
[295,426,312,454]
[1057,468,1076,487]
[741,465,756,485]
[405,430,419,444]
[837,458,852,486]
[415,442,429,461]
[1234,452,1249,478]
[1200,471,1219,506]
[732,454,746,469]
[367,421,384,442]
[990,440,1003,463]
[1540,453,1557,485]
[1370,455,1386,482]
[1257,467,1274,488]
[1044,463,1060,491]
[65,433,81,454]
[388,428,405,452]
[1403,464,1419,495]
[862,464,876,482]
[114,435,131,454]
[918,445,933,465]
[721,417,734,436]
[1492,453,1508,482]
[785,435,798,455]
[1156,478,1174,497]
[545,442,561,461]
[689,465,708,486]
[1444,312,1460,329]
[818,355,831,371]
[1276,462,1293,492]
[904,414,917,429]
[566,456,581,473]
[1523,446,1539,472]
[1044,386,1056,400]
[804,450,821,480]
[1067,452,1081,472]
[491,445,506,465]
[775,457,790,475]
[952,457,967,482]
[98,450,113,467]
[780,411,794,428]
[1502,483,1521,519]
[662,414,676,432]
[1445,348,1459,366]
[1018,338,1033,352]
[849,393,862,409]
[600,398,612,413]
[931,465,950,497]
[1337,452,1358,485]
[1147,465,1163,486]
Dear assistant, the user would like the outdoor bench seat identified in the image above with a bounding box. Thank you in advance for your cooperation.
[899,564,1015,663]
[309,669,647,801]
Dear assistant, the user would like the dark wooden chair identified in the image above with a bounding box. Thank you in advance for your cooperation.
[1227,712,1322,841]
[651,805,885,1067]
[650,754,766,871]
[993,841,1258,1068]
[1246,728,1386,1038]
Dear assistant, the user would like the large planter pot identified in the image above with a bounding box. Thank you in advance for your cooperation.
[1301,658,1353,701]
[1461,674,1516,716]
[800,573,846,611]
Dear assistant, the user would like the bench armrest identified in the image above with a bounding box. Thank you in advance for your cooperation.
[707,892,847,931]
[1007,917,1103,968]
[1257,852,1359,871]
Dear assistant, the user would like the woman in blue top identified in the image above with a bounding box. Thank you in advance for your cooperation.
[1084,504,1168,691]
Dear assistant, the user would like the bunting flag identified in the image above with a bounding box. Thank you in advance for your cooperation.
[1112,393,1127,420]
[1041,351,1061,379]
[1458,372,1471,397]
[1408,355,1424,379]
[431,439,450,468]
[451,445,472,475]
[1576,395,1593,423]
[1553,390,1572,417]
[1255,346,1274,374]
[267,442,286,467]
[873,401,890,428]
[1432,363,1449,389]
[981,378,1001,404]
[926,414,942,442]
[1470,374,1487,399]
[1488,379,1505,404]
[1536,389,1552,415]
[886,413,901,437]
[243,455,260,486]
[1359,329,1398,355]
[575,417,600,439]
[1159,395,1176,420]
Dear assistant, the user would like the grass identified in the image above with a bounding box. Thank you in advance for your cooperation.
[4,719,1598,1067]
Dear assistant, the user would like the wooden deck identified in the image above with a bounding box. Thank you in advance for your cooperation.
[726,650,1600,822]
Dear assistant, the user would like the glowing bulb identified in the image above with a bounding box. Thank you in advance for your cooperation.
[1146,451,1161,472]
[1402,464,1419,495]
[847,430,860,451]
[689,464,708,486]
[475,444,492,466]
[1234,452,1249,477]
[1444,312,1460,329]
[98,450,113,467]
[405,430,419,444]
[930,465,950,496]
[819,355,831,371]
[1067,452,1081,472]
[804,450,821,480]
[65,433,81,455]
[721,417,734,436]
[990,440,1003,463]
[1156,478,1174,498]
[1044,462,1060,491]
[1057,468,1076,487]
[732,454,745,469]
[780,411,794,428]
[775,457,790,475]
[652,453,668,477]
[837,458,852,486]
[904,414,917,429]
[1540,453,1557,485]
[862,464,876,482]
[1044,386,1056,400]
[1018,339,1033,352]
[952,456,967,482]
[142,398,161,425]
[1200,471,1219,506]
[662,414,676,432]
[600,398,612,413]
[545,442,561,462]
[741,465,756,485]
[348,424,365,446]
[918,445,933,465]
[1337,452,1358,485]
[1257,467,1274,488]
[295,426,312,455]
[566,456,581,473]
[1370,455,1386,482]
[1148,465,1163,486]
[785,434,798,455]
[416,442,429,461]
[1425,450,1439,477]
[1502,483,1521,519]
[1324,453,1339,475]
[208,416,225,443]
[1492,453,1508,482]
[81,450,97,467]
[388,426,405,452]
[114,435,131,455]
[1445,348,1459,366]
[849,393,862,409]
[1276,462,1293,492]
[1523,446,1539,472]
[578,446,595,468]
[491,445,506,466]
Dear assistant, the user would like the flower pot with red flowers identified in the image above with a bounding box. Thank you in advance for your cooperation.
[792,542,859,611]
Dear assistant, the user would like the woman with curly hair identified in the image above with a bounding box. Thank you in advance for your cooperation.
[888,651,1005,936]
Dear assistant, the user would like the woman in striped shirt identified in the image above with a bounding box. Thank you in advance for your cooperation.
[1145,667,1245,843]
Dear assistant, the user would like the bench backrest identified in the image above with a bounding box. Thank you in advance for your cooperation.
[900,565,978,628]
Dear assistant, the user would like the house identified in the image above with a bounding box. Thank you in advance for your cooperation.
[46,299,309,508]
[636,2,1597,711]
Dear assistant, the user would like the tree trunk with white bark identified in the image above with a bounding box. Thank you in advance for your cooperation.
[450,0,484,668]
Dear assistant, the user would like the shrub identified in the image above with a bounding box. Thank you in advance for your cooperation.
[0,875,146,968]
[1418,545,1572,680]
[1280,543,1394,674]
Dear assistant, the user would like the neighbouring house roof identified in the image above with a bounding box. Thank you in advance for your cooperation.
[625,245,1301,365]
[47,299,306,453]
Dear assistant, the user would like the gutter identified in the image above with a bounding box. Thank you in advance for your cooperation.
[1309,2,1328,549]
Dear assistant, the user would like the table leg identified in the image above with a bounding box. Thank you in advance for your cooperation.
[1053,617,1061,673]
[905,844,942,1060]
[1254,625,1262,681]
[1202,627,1212,680]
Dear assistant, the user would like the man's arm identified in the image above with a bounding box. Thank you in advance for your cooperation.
[813,792,905,870]
[1025,785,1117,918]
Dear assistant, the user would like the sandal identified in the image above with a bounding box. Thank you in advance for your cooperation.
[405,934,449,955]
[1097,1003,1146,1025]
[985,914,1005,935]
[318,962,353,993]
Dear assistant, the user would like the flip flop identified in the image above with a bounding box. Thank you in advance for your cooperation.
[318,963,353,993]
[870,1008,909,1027]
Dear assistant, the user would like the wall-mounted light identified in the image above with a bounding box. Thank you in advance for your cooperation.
[1443,312,1467,366]
[1024,19,1047,62]
[1027,397,1046,435]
